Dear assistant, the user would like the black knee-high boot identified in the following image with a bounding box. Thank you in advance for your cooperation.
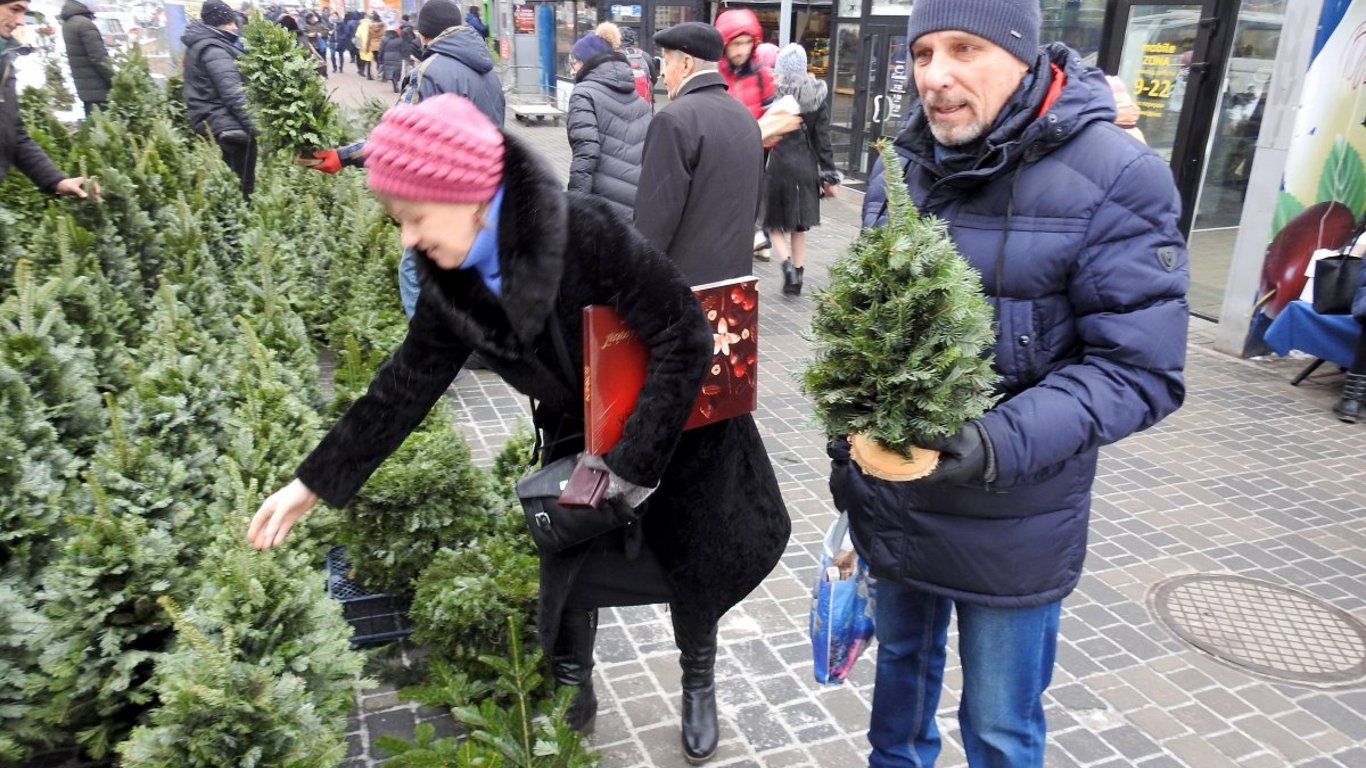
[1333,372,1366,423]
[673,610,718,764]
[553,608,598,732]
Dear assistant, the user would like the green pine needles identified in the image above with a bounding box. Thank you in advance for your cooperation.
[802,141,1000,456]
[239,16,347,155]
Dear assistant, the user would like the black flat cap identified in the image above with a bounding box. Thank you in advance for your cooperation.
[653,22,724,62]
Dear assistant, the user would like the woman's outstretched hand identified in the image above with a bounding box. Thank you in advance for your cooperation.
[247,478,320,550]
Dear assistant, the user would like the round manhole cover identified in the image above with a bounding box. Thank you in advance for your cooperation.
[1149,574,1366,689]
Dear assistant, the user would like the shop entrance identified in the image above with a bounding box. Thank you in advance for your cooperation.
[1100,0,1283,318]
[829,18,908,184]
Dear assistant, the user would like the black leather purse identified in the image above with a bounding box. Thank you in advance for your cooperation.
[516,453,637,552]
[515,315,639,553]
[1313,251,1362,315]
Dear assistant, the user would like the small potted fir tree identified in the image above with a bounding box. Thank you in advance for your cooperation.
[802,142,999,480]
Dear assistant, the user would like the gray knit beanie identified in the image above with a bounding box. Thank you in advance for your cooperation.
[906,0,1041,65]
[774,43,807,78]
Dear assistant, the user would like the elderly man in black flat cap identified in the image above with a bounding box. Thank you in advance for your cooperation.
[632,21,767,287]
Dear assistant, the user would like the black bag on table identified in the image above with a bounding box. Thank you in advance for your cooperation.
[1313,253,1362,315]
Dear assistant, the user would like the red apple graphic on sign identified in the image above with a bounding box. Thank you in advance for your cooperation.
[1258,201,1357,318]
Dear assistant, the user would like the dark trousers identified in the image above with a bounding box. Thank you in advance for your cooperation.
[330,43,345,71]
[1352,323,1366,375]
[82,100,106,117]
[217,136,258,201]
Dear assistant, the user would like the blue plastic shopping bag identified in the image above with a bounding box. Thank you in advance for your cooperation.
[810,512,876,684]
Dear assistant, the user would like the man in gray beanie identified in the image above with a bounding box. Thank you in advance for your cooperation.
[831,0,1190,766]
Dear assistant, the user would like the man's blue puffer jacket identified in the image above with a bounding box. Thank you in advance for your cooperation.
[851,43,1189,608]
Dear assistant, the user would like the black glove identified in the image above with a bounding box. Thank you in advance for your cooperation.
[827,436,865,513]
[919,421,996,486]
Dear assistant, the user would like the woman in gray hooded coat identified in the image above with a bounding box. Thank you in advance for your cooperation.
[565,32,651,221]
[762,43,839,296]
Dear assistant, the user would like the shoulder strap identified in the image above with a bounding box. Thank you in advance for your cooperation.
[545,311,578,395]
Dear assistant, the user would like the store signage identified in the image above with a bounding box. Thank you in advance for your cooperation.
[513,4,536,34]
[1133,42,1181,118]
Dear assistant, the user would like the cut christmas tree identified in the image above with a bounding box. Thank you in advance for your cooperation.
[802,141,999,481]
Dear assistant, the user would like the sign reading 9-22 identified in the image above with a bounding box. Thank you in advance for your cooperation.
[1133,42,1181,118]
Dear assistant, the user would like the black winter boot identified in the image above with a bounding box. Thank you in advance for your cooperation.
[673,611,719,764]
[792,266,804,295]
[553,608,598,733]
[1333,372,1366,423]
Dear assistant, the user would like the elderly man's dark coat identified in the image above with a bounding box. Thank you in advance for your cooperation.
[296,133,790,654]
[59,0,112,104]
[634,70,763,285]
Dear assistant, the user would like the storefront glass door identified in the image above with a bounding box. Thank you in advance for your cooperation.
[829,19,908,181]
[1102,0,1244,318]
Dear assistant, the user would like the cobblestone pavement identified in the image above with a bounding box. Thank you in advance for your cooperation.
[330,72,1366,767]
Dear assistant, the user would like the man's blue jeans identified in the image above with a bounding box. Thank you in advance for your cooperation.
[398,247,419,319]
[868,580,1061,768]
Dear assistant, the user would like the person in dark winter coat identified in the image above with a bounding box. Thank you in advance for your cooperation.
[406,5,502,121]
[465,5,487,39]
[302,10,329,58]
[58,0,111,115]
[566,33,651,220]
[1,0,98,197]
[327,11,346,72]
[762,43,838,296]
[634,22,763,287]
[302,0,504,320]
[379,28,405,92]
[1331,228,1366,422]
[249,94,790,765]
[278,13,327,78]
[399,15,419,72]
[836,2,1188,765]
[181,0,257,199]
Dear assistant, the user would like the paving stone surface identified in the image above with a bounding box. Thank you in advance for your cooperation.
[327,70,1366,767]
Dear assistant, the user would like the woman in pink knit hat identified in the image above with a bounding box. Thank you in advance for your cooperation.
[247,94,789,762]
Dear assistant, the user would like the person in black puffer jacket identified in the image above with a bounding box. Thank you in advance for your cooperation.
[58,0,112,115]
[181,0,257,199]
[566,33,651,221]
[379,27,405,93]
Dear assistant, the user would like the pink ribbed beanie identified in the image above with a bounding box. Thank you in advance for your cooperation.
[365,94,504,204]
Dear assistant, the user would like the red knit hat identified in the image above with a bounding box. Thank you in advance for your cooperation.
[365,94,504,204]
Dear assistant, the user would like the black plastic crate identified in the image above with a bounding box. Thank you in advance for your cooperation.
[325,546,414,647]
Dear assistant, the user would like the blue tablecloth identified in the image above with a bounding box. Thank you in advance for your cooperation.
[1263,301,1360,369]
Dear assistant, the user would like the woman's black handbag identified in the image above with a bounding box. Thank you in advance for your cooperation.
[516,453,637,553]
[1312,253,1362,315]
[515,314,640,553]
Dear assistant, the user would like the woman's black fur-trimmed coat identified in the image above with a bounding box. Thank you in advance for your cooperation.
[295,133,790,654]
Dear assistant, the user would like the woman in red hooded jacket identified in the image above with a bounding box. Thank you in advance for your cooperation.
[714,8,774,119]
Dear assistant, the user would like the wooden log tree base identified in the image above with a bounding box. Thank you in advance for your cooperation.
[850,433,941,482]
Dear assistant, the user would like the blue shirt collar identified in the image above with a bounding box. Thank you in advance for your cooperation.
[460,186,504,296]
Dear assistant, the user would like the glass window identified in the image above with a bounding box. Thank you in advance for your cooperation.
[654,3,695,34]
[555,2,600,81]
[831,23,861,129]
[1040,0,1108,62]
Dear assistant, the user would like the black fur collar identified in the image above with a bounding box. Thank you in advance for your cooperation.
[413,133,568,353]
